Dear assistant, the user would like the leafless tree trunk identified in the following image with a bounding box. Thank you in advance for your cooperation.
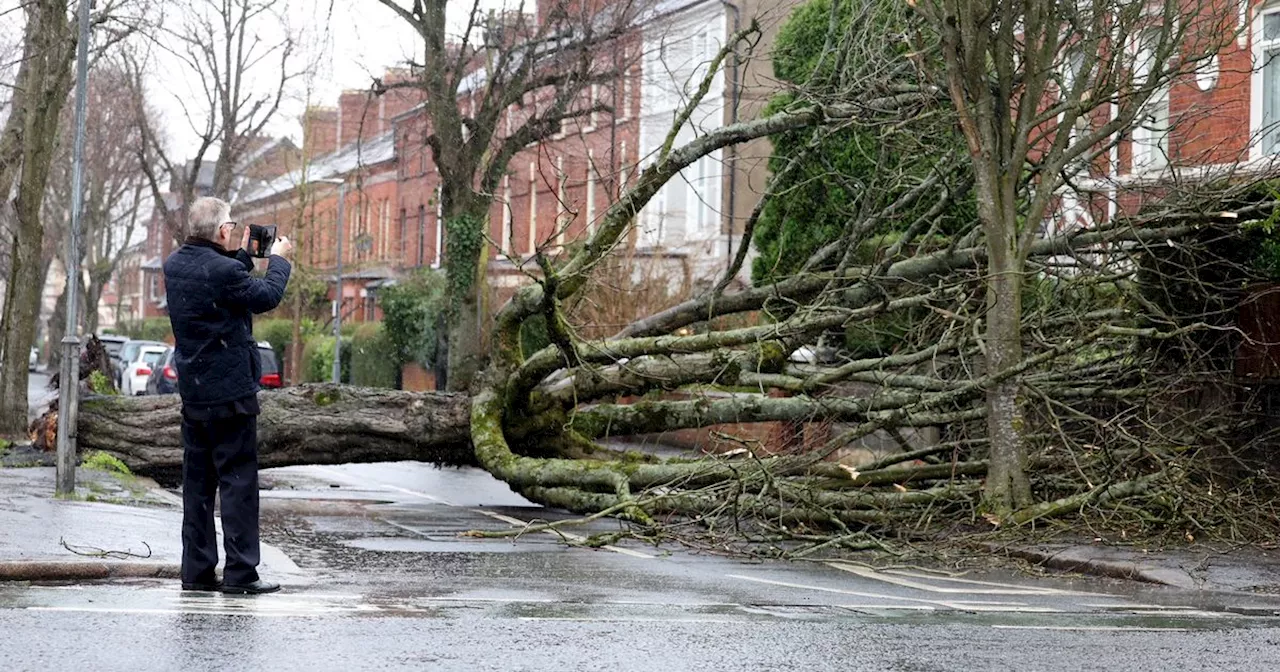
[0,0,79,437]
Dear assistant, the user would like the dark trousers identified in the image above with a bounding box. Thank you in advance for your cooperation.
[180,413,260,586]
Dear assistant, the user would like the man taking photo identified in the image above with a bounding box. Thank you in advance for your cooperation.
[163,196,293,595]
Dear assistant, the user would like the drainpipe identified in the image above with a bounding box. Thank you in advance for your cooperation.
[722,0,741,273]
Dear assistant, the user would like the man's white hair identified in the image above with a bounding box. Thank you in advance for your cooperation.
[189,197,231,241]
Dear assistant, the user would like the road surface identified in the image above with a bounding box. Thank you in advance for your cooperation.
[2,462,1279,670]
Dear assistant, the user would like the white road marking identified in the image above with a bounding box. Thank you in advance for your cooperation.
[828,562,1085,596]
[935,602,1061,613]
[992,625,1191,632]
[727,574,942,606]
[838,604,938,612]
[517,616,745,624]
[882,568,1106,596]
[729,574,1062,613]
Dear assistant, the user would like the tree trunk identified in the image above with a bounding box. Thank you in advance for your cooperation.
[442,196,490,392]
[0,220,43,437]
[981,243,1033,515]
[0,0,75,438]
[289,291,304,385]
[84,274,104,336]
[72,384,474,482]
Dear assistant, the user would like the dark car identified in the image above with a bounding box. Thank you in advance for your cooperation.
[98,334,129,369]
[145,348,179,395]
[146,343,283,395]
[257,342,283,389]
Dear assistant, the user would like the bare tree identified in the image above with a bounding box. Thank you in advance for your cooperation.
[43,63,155,368]
[375,0,648,391]
[127,0,301,240]
[915,0,1232,513]
[0,0,140,437]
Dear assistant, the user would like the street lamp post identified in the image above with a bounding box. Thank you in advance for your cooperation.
[332,182,346,384]
[56,0,93,496]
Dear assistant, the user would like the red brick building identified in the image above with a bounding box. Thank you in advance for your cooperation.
[135,0,810,324]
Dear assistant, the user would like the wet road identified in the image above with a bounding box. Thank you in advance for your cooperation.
[3,462,1280,670]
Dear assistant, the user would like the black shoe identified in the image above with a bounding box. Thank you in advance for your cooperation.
[181,580,223,592]
[221,580,281,595]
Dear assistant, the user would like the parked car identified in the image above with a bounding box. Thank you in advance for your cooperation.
[257,342,283,389]
[29,347,37,371]
[115,339,167,387]
[145,343,283,395]
[120,344,170,396]
[98,334,129,369]
[145,348,178,396]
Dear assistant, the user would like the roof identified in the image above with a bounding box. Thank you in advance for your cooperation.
[141,256,162,270]
[238,131,397,204]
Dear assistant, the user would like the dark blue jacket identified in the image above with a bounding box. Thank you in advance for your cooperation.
[163,239,291,407]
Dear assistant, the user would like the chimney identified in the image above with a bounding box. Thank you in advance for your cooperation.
[338,90,379,149]
[303,106,339,158]
[377,68,424,123]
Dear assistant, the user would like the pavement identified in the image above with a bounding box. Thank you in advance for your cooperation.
[0,466,303,584]
[4,460,1280,669]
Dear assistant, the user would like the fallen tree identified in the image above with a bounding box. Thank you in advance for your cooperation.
[42,0,1280,551]
[74,385,472,481]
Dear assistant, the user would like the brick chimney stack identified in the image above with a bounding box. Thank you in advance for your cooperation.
[303,106,339,158]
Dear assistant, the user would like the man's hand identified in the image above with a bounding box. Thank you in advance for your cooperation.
[239,225,251,251]
[270,236,294,258]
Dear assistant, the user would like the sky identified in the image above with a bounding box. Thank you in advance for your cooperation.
[147,0,502,160]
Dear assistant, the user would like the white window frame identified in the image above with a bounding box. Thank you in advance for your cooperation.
[1252,5,1280,159]
[555,156,568,247]
[502,175,513,257]
[585,84,599,132]
[527,161,538,256]
[1131,32,1170,173]
[433,186,443,268]
[586,149,597,235]
[620,70,633,122]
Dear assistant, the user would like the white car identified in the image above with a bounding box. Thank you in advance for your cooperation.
[29,347,37,371]
[120,345,170,396]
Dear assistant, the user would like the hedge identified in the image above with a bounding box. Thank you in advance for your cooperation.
[253,319,295,364]
[117,317,173,343]
[349,323,399,388]
[301,334,352,383]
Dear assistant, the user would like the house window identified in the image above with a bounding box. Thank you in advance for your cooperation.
[1259,9,1280,154]
[586,149,597,235]
[1132,32,1169,172]
[587,84,599,131]
[555,156,568,246]
[433,186,443,268]
[619,140,629,192]
[528,161,538,256]
[399,208,407,265]
[502,175,513,256]
[417,204,426,266]
[621,71,633,120]
[148,274,159,302]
